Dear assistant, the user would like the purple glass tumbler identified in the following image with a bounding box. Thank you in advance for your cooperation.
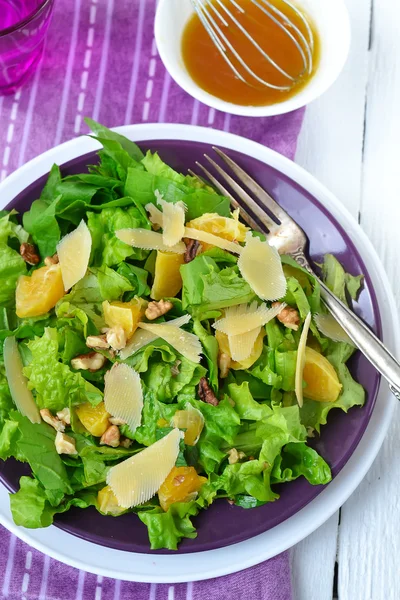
[0,0,54,95]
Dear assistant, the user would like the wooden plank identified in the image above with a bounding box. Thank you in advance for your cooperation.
[294,1,372,597]
[296,0,372,219]
[291,513,339,600]
[338,0,400,598]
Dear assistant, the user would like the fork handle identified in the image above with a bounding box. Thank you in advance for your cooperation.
[318,278,400,399]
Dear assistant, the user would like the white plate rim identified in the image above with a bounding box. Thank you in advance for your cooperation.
[0,123,397,583]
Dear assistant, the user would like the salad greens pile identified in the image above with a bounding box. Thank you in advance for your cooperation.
[0,120,365,550]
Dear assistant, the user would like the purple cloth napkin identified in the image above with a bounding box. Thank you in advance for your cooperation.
[0,0,304,597]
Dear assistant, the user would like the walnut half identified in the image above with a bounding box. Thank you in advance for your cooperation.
[20,243,40,265]
[55,432,77,455]
[198,377,219,406]
[145,299,173,320]
[272,302,300,331]
[227,448,246,465]
[100,425,120,448]
[71,352,106,372]
[40,409,65,432]
[44,254,59,266]
[184,239,201,263]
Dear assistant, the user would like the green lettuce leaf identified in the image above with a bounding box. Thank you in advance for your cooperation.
[272,442,332,486]
[300,341,365,432]
[138,501,199,550]
[133,392,179,446]
[228,381,271,421]
[10,412,74,504]
[142,357,206,403]
[193,320,219,392]
[94,265,133,301]
[181,255,254,317]
[85,118,144,163]
[88,206,149,267]
[62,273,105,329]
[124,166,230,221]
[141,151,186,184]
[321,254,363,304]
[10,476,97,528]
[189,398,241,474]
[23,166,62,256]
[0,363,14,426]
[116,262,150,298]
[23,329,103,412]
[0,213,29,307]
[215,403,307,502]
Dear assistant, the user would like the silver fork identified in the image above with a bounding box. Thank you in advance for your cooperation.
[190,147,400,401]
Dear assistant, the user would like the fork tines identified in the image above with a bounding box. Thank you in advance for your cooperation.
[192,146,287,236]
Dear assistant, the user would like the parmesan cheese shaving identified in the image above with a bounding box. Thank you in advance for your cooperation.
[104,363,143,434]
[115,229,186,254]
[145,203,164,229]
[314,313,355,346]
[213,302,286,336]
[238,232,287,300]
[3,336,41,424]
[228,327,261,362]
[184,227,242,254]
[107,428,182,508]
[138,321,202,363]
[57,220,92,291]
[295,312,312,408]
[157,198,186,247]
[119,314,192,360]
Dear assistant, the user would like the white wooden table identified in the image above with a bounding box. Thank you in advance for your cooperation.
[292,1,400,598]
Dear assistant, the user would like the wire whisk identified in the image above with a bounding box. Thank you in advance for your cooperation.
[190,0,315,91]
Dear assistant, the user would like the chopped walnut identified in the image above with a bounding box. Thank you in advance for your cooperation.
[173,475,186,486]
[56,407,71,426]
[227,448,246,465]
[109,416,126,426]
[145,299,173,320]
[218,352,231,379]
[44,253,59,266]
[272,302,300,331]
[71,352,106,372]
[105,326,127,351]
[171,359,181,377]
[184,238,201,263]
[307,426,315,438]
[55,432,77,455]
[86,334,110,350]
[40,408,65,432]
[120,437,133,448]
[20,243,40,265]
[198,377,219,406]
[100,425,120,448]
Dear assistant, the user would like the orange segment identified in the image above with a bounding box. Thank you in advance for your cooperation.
[303,347,342,403]
[172,404,204,446]
[16,263,65,318]
[158,466,207,512]
[97,485,126,516]
[76,401,110,437]
[151,251,184,300]
[186,212,249,251]
[103,298,145,339]
[215,329,265,370]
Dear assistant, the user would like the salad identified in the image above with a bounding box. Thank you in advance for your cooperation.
[0,120,365,550]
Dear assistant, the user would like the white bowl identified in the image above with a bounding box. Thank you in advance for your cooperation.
[155,0,351,117]
[0,123,397,582]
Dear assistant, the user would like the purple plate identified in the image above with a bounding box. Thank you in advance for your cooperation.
[0,139,381,554]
